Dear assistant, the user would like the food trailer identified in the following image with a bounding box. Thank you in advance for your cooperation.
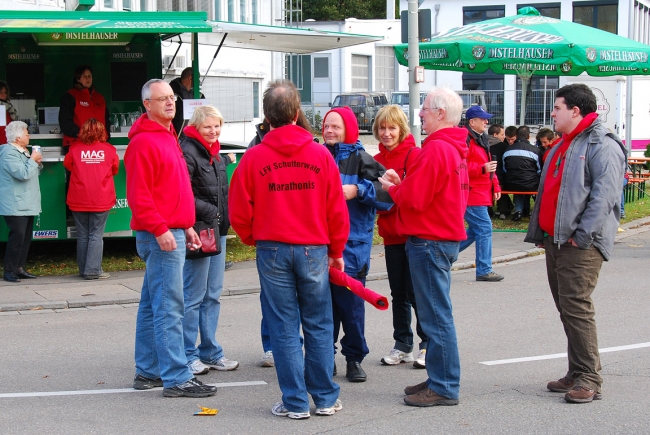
[0,10,381,242]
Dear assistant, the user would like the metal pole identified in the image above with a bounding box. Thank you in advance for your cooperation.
[625,0,634,155]
[192,33,200,99]
[407,0,421,143]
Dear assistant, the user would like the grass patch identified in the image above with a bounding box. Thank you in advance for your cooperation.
[2,199,647,276]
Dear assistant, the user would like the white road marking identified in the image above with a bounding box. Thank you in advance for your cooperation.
[480,342,650,366]
[0,381,267,398]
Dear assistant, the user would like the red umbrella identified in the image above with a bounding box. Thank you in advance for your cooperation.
[329,267,389,311]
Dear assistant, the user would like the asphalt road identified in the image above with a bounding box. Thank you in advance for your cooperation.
[1,229,648,434]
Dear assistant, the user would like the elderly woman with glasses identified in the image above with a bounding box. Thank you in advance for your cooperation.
[0,121,43,282]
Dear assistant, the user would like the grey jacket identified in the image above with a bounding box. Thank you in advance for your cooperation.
[524,118,626,260]
[0,144,42,216]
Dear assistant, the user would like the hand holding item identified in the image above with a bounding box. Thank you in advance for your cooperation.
[328,267,389,311]
[484,161,497,173]
[328,256,344,272]
[30,151,43,164]
[185,227,202,250]
[382,168,401,185]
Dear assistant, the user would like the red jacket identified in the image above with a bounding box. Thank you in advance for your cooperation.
[124,114,195,236]
[388,127,469,242]
[62,87,107,147]
[373,134,420,245]
[228,124,349,258]
[64,141,119,212]
[466,130,500,206]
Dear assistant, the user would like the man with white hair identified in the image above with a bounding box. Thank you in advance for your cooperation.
[379,87,469,407]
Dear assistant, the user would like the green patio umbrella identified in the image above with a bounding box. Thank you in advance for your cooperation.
[394,7,650,124]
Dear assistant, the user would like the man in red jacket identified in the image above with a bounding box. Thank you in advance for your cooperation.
[379,87,469,407]
[124,79,216,399]
[460,106,504,282]
[229,80,349,419]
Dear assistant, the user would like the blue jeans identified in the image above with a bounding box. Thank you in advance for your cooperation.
[72,211,109,276]
[406,236,461,400]
[260,311,272,353]
[134,229,192,388]
[459,205,494,277]
[513,195,530,213]
[182,236,227,364]
[257,241,339,412]
[621,177,628,214]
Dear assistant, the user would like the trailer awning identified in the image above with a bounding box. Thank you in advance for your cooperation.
[0,11,213,38]
[195,21,383,54]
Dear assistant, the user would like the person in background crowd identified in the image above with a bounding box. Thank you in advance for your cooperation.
[487,124,505,218]
[180,105,239,376]
[537,127,558,164]
[322,105,393,383]
[372,105,427,369]
[503,125,541,222]
[379,87,469,407]
[525,83,626,404]
[170,67,205,137]
[229,79,349,419]
[0,81,19,145]
[0,121,42,283]
[64,118,119,280]
[246,112,314,369]
[492,125,516,220]
[461,106,503,282]
[126,79,215,398]
[59,65,110,151]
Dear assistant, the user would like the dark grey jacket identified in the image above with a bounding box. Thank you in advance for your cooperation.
[524,118,627,260]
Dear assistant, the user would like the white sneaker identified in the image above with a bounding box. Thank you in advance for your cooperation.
[315,399,343,416]
[260,351,275,367]
[381,348,414,365]
[188,359,209,375]
[271,401,310,419]
[203,357,239,371]
[414,349,426,369]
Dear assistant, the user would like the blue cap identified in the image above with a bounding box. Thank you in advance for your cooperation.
[465,105,494,120]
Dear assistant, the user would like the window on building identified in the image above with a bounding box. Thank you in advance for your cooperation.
[228,0,235,21]
[240,0,247,22]
[123,0,132,10]
[215,0,221,20]
[573,1,618,34]
[351,55,370,92]
[140,0,148,11]
[516,3,561,19]
[252,0,258,24]
[104,0,114,8]
[158,0,215,19]
[374,46,395,93]
[202,76,258,122]
[463,6,505,25]
[253,81,260,118]
[313,57,329,79]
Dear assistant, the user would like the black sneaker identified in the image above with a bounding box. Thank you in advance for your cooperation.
[225,261,234,270]
[512,211,523,221]
[162,377,217,398]
[133,374,163,390]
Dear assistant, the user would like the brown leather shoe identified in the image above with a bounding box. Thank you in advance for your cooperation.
[404,388,459,407]
[404,380,429,396]
[547,376,574,393]
[564,385,602,403]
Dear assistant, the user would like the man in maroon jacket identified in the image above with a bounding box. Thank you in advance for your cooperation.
[125,79,215,399]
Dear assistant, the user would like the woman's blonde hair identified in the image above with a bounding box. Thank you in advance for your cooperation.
[188,105,224,128]
[372,105,410,143]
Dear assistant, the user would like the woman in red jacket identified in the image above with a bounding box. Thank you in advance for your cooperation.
[373,105,428,369]
[63,118,119,279]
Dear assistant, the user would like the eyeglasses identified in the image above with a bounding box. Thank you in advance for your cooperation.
[420,106,441,113]
[146,95,178,103]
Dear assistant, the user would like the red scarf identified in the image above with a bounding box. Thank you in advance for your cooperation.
[183,124,221,164]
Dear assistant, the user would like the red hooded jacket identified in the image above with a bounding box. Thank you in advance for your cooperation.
[124,114,195,236]
[64,141,119,212]
[466,129,501,206]
[388,127,470,241]
[373,134,420,245]
[228,124,349,258]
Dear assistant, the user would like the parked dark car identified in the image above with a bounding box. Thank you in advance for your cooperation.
[331,92,388,131]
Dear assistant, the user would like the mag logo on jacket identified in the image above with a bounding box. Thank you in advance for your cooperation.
[81,149,105,163]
